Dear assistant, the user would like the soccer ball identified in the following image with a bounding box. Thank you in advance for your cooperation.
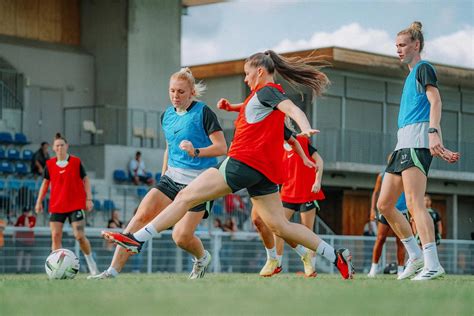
[45,249,80,280]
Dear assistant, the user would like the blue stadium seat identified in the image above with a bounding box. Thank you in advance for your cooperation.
[145,171,153,179]
[92,199,102,211]
[15,162,28,176]
[137,186,148,198]
[113,169,129,183]
[155,172,162,182]
[103,199,116,212]
[0,132,13,145]
[14,133,30,145]
[7,148,20,160]
[0,161,14,174]
[0,148,5,159]
[22,149,33,161]
[0,179,5,190]
[8,179,21,190]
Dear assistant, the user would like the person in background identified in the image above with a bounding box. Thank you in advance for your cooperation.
[35,133,99,276]
[14,208,36,273]
[412,194,442,246]
[31,142,50,177]
[108,210,125,229]
[129,151,155,186]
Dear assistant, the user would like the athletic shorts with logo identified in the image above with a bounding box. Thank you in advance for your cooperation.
[282,201,320,212]
[155,175,213,218]
[378,211,409,226]
[50,210,85,223]
[385,148,432,176]
[216,157,279,197]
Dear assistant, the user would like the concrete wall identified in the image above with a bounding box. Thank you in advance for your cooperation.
[0,39,94,108]
[72,144,165,184]
[127,0,181,112]
[81,0,128,107]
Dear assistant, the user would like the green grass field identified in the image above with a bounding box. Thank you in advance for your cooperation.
[1,273,473,316]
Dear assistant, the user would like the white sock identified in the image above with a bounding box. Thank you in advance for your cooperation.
[265,247,277,260]
[401,236,422,260]
[133,224,158,242]
[311,254,316,268]
[316,240,336,263]
[276,255,283,266]
[106,266,119,277]
[397,266,404,274]
[84,253,98,273]
[369,263,378,274]
[197,250,208,262]
[422,242,440,270]
[293,244,308,257]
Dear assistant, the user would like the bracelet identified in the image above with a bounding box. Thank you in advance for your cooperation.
[87,199,93,201]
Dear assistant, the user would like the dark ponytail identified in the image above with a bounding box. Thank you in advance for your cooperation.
[246,50,330,96]
[54,132,68,144]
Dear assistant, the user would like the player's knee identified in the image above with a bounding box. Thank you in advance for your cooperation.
[267,220,287,237]
[74,233,86,242]
[175,189,196,207]
[252,216,265,231]
[172,231,192,248]
[51,232,62,241]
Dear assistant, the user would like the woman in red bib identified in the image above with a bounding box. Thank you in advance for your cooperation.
[104,50,354,279]
[35,133,98,276]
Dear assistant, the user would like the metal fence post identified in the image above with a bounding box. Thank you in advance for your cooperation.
[147,238,153,274]
[212,232,222,273]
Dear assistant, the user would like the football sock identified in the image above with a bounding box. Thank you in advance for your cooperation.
[401,236,422,260]
[423,242,440,270]
[107,266,119,277]
[316,240,336,263]
[276,255,283,266]
[369,263,378,275]
[265,247,277,260]
[397,266,404,275]
[293,244,307,257]
[133,224,158,242]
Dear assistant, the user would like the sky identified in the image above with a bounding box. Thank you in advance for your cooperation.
[181,0,474,69]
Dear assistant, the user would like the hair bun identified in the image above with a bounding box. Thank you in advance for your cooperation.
[55,132,62,139]
[410,21,422,31]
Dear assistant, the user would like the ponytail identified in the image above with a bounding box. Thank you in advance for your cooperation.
[171,67,206,98]
[54,132,68,144]
[398,21,424,52]
[246,50,330,96]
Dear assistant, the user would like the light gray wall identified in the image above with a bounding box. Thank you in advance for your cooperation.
[81,0,128,107]
[0,40,94,108]
[127,0,181,112]
[198,75,246,127]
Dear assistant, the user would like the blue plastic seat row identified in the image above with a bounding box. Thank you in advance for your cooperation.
[92,199,117,212]
[0,148,33,161]
[113,169,161,183]
[0,132,30,145]
[0,161,29,175]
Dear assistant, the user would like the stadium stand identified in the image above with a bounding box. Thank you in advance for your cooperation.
[113,169,129,183]
[21,149,33,161]
[7,148,20,160]
[0,132,13,145]
[13,132,29,145]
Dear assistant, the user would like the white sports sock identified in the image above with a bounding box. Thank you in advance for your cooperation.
[401,236,422,260]
[397,266,404,274]
[422,242,440,270]
[84,253,98,273]
[197,250,208,262]
[316,240,336,263]
[369,263,378,274]
[265,247,277,260]
[276,255,283,266]
[133,224,158,242]
[107,266,119,277]
[293,244,308,257]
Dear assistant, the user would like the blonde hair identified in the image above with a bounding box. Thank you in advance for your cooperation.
[170,67,206,98]
[398,21,424,52]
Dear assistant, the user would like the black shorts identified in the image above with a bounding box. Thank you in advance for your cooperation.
[282,200,320,212]
[385,148,432,176]
[50,210,85,223]
[215,157,279,197]
[155,175,213,218]
[378,211,409,225]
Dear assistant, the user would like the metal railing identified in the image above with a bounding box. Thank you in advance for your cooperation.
[63,105,164,148]
[314,128,474,172]
[1,227,472,275]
